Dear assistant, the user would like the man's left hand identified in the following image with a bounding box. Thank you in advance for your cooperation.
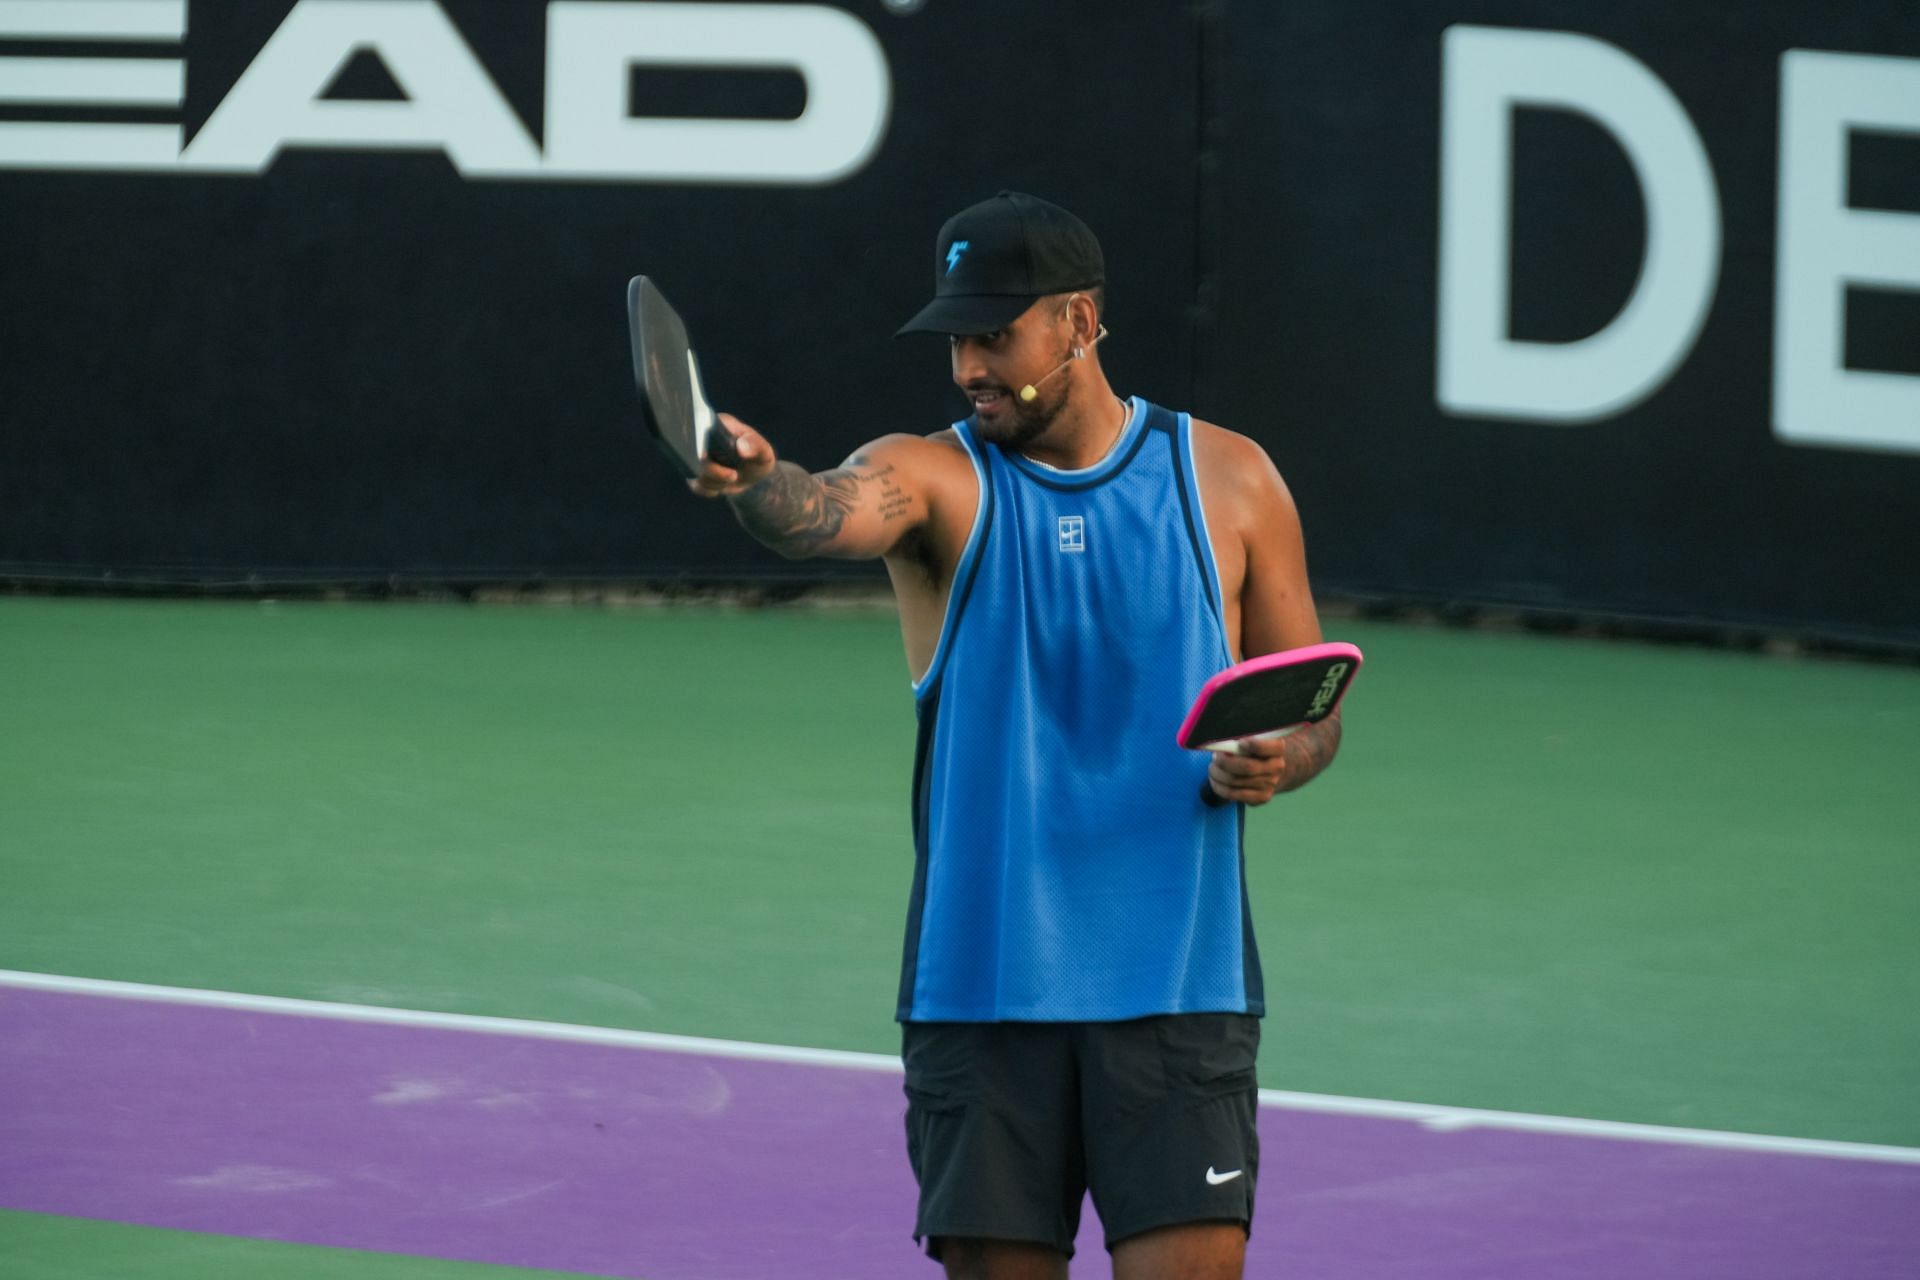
[1206,736,1290,806]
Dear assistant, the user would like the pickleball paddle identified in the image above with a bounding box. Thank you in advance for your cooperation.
[626,275,740,477]
[1181,641,1363,805]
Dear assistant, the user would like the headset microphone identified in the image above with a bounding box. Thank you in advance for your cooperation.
[1017,362,1070,404]
[1018,324,1110,402]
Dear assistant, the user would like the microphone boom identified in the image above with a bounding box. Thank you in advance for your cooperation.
[1018,323,1110,402]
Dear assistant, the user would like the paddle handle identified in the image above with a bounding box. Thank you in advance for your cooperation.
[703,422,742,469]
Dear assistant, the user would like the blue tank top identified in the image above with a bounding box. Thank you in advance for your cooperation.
[897,397,1262,1022]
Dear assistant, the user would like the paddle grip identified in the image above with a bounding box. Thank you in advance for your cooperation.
[704,423,743,469]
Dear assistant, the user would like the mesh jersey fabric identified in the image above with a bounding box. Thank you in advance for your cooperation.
[897,396,1262,1022]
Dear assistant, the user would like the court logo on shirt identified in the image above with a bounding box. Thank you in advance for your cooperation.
[1057,515,1086,553]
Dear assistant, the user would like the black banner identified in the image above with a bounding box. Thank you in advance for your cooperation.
[3,1,1916,648]
[1205,0,1920,647]
[1,1,1202,583]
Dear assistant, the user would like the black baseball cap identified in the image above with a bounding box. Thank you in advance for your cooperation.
[896,191,1104,337]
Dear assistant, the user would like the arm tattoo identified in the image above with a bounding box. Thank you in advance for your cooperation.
[728,462,855,557]
[1274,709,1342,794]
[728,454,910,558]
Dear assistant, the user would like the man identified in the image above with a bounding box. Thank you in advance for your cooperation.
[687,192,1341,1280]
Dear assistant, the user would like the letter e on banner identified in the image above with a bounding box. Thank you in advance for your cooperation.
[181,0,540,174]
[1775,51,1920,455]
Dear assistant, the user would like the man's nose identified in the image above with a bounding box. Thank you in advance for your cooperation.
[950,337,987,383]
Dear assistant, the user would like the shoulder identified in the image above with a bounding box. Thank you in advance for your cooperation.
[840,428,973,473]
[838,429,980,517]
[843,428,981,559]
[1186,416,1297,516]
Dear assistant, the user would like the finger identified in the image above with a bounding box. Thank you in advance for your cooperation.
[715,413,762,457]
[1210,758,1266,791]
[1235,734,1293,758]
[687,464,741,497]
[1208,776,1275,807]
[712,419,778,480]
[1211,751,1286,796]
[1209,751,1269,781]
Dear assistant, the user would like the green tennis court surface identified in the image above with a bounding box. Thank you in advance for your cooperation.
[0,1209,594,1280]
[2,596,1916,1274]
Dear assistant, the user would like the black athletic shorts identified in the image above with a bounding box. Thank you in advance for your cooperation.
[900,1013,1260,1260]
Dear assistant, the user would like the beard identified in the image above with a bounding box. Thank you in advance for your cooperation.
[976,397,1053,450]
[969,349,1076,450]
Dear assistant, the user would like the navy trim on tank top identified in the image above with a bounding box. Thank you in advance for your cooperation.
[1168,411,1224,624]
[1237,806,1264,1012]
[898,685,941,1017]
[999,394,1152,492]
[913,425,995,703]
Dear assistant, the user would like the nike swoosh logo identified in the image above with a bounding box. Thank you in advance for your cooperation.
[1206,1167,1244,1186]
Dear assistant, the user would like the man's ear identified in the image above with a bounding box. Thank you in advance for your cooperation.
[1067,292,1099,347]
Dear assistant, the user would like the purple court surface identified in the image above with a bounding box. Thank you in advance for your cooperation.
[3,981,1917,1279]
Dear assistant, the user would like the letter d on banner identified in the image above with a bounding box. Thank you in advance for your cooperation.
[1437,26,1721,423]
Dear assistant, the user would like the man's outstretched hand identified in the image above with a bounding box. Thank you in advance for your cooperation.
[688,413,778,498]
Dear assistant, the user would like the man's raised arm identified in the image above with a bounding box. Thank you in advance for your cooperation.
[688,413,933,562]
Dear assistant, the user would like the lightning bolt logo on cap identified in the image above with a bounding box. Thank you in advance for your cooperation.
[945,240,970,274]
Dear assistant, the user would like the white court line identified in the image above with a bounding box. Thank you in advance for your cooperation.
[5,968,1918,1167]
[0,969,902,1072]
